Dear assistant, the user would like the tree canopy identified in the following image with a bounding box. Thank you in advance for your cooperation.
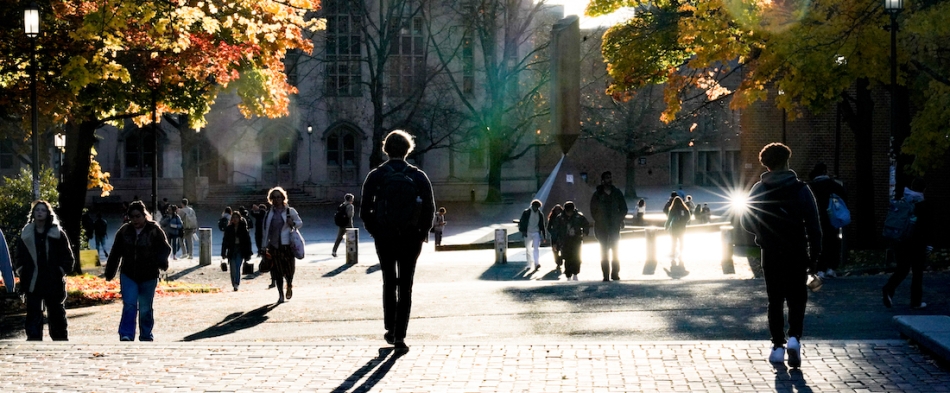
[588,0,950,174]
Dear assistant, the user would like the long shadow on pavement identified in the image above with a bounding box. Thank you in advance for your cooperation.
[331,347,405,393]
[323,263,356,278]
[181,304,277,341]
[166,264,205,281]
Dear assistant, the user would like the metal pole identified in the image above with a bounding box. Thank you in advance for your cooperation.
[152,96,159,214]
[781,108,786,145]
[30,39,39,200]
[889,12,898,196]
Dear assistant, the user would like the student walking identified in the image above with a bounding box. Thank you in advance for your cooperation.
[93,213,110,258]
[518,199,547,271]
[360,130,435,351]
[179,198,198,259]
[635,199,646,226]
[0,228,12,295]
[807,163,848,278]
[882,179,935,309]
[741,143,822,368]
[432,207,447,247]
[665,196,691,262]
[261,187,303,303]
[15,200,75,341]
[104,201,172,342]
[554,201,589,281]
[546,204,564,269]
[250,204,267,257]
[221,212,252,291]
[590,171,628,281]
[332,194,355,257]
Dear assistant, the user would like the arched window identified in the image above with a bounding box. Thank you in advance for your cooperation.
[325,126,361,184]
[124,128,158,178]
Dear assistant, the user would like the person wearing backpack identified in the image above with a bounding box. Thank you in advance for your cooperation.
[807,162,849,279]
[218,207,232,232]
[179,198,198,259]
[882,179,935,309]
[332,193,355,257]
[518,199,547,271]
[359,130,435,352]
[664,196,691,268]
[740,143,822,368]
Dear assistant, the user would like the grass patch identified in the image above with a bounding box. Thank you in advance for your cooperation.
[2,274,221,310]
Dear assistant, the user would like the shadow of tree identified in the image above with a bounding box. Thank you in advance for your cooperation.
[166,264,206,282]
[181,304,277,341]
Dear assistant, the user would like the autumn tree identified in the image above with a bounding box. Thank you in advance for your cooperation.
[588,0,950,247]
[0,0,319,272]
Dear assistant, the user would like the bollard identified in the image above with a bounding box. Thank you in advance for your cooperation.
[198,227,212,266]
[643,228,657,275]
[345,228,358,265]
[494,228,507,264]
[721,226,735,274]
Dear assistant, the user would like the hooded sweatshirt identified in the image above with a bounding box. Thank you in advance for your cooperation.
[742,170,822,260]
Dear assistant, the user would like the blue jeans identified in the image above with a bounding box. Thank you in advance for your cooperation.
[119,274,157,341]
[229,251,244,289]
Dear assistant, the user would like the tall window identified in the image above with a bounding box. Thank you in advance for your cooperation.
[325,0,362,96]
[461,2,475,95]
[388,10,426,96]
[124,129,156,178]
[326,126,361,184]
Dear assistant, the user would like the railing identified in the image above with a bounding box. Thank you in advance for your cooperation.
[231,171,259,188]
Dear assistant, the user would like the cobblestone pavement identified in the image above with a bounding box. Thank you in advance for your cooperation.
[2,340,949,392]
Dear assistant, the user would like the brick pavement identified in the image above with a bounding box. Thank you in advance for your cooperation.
[1,340,949,392]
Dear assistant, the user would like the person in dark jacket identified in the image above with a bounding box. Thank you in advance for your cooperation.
[221,212,253,291]
[882,179,935,309]
[518,199,547,271]
[546,204,564,269]
[332,193,355,257]
[15,200,75,341]
[94,213,109,258]
[250,204,267,257]
[806,163,848,278]
[589,171,628,281]
[554,201,589,281]
[105,201,171,342]
[360,130,435,351]
[741,143,821,368]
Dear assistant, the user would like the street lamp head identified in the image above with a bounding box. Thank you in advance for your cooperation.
[24,2,40,38]
[54,133,66,150]
[884,0,903,13]
[307,125,313,134]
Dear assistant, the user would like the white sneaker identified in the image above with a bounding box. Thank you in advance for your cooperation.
[572,275,579,281]
[787,337,801,367]
[769,346,785,363]
[825,269,837,278]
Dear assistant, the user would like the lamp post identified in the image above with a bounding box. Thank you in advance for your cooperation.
[885,0,902,197]
[24,2,40,200]
[306,124,313,184]
[778,89,786,145]
[54,132,65,183]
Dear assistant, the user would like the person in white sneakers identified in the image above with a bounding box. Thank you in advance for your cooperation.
[518,199,547,271]
[740,143,822,368]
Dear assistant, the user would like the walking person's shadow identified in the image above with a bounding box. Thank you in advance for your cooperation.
[772,363,815,392]
[181,304,277,341]
[331,348,406,393]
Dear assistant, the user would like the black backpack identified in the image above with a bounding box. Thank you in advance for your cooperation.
[373,165,421,236]
[218,216,229,231]
[334,203,349,227]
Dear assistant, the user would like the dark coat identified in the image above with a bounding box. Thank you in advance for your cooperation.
[741,170,822,260]
[590,185,628,238]
[15,223,74,294]
[518,208,547,238]
[553,211,589,248]
[105,221,171,283]
[359,159,435,242]
[221,220,253,260]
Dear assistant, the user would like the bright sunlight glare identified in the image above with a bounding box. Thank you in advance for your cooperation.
[542,0,635,29]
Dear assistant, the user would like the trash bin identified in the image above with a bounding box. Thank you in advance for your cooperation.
[198,228,212,266]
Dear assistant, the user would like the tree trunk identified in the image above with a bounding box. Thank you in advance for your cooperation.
[624,152,639,198]
[178,116,197,202]
[486,138,503,202]
[58,118,99,275]
[848,79,878,250]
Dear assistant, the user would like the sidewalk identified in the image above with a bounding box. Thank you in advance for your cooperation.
[1,340,948,392]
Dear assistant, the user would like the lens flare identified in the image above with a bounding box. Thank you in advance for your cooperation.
[727,190,750,217]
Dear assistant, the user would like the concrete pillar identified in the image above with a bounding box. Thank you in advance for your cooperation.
[721,226,735,274]
[198,228,212,266]
[551,15,580,154]
[346,228,358,265]
[495,229,507,264]
[643,228,658,275]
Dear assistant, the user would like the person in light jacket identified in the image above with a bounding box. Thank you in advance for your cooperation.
[0,227,14,294]
[15,200,75,341]
[261,186,303,304]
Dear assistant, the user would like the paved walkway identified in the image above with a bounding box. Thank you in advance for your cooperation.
[1,340,948,392]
